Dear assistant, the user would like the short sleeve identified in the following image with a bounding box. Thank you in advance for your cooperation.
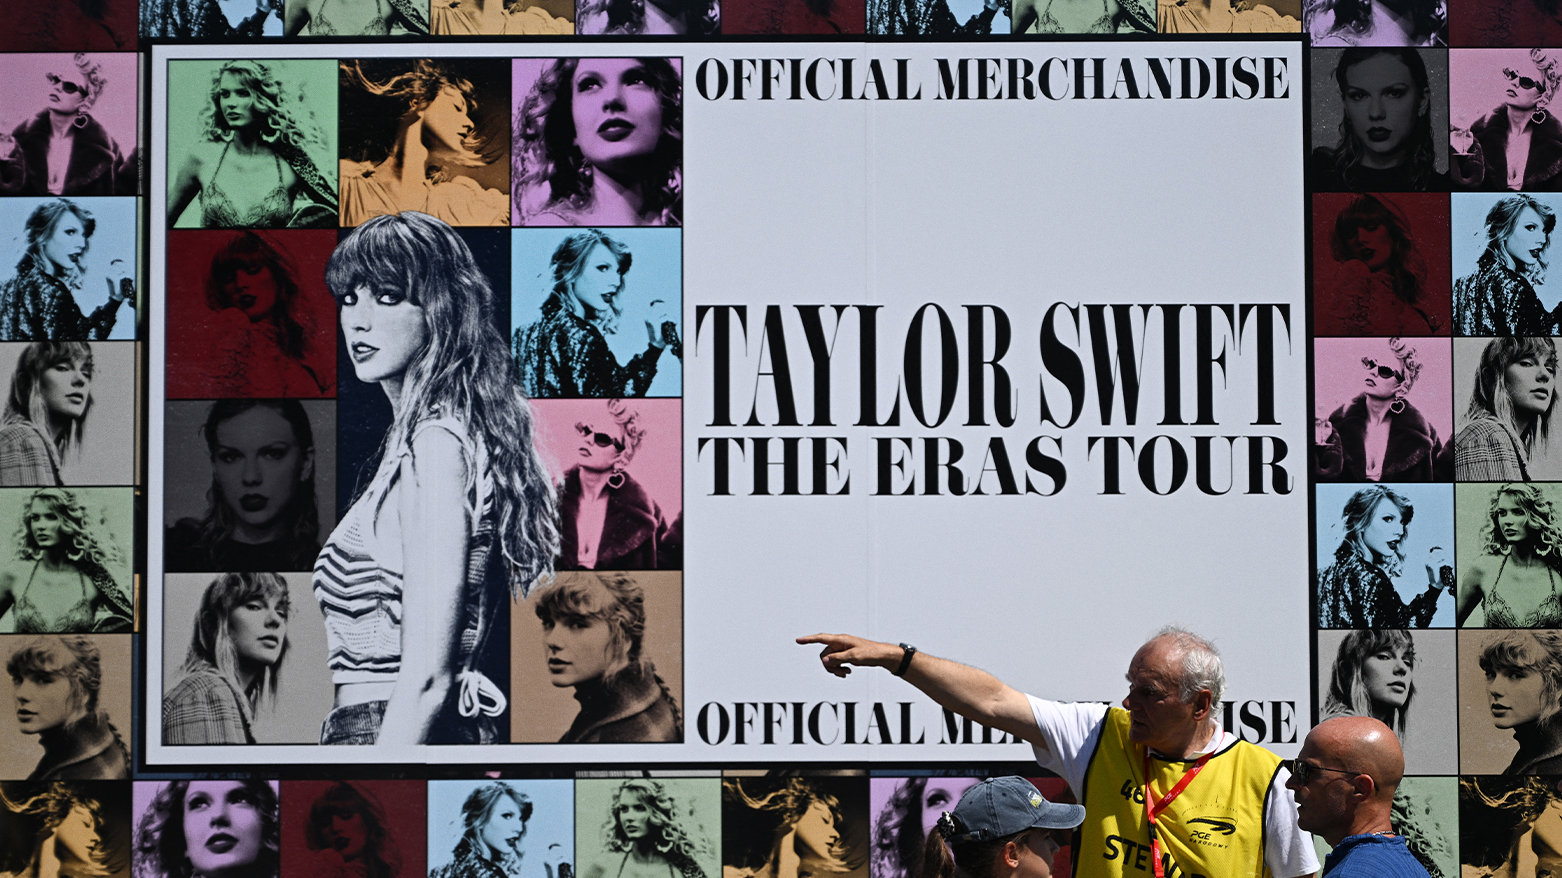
[1264,768,1320,877]
[1026,697,1110,796]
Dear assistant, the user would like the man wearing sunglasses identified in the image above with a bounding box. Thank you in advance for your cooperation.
[1285,717,1428,877]
[800,628,1319,878]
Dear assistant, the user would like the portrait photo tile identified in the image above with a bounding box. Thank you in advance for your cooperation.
[0,633,131,780]
[510,570,683,743]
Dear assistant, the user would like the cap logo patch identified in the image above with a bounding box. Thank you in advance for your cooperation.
[1028,792,1043,807]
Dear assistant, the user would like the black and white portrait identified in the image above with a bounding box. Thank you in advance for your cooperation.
[1308,48,1448,192]
[1313,482,1455,628]
[0,486,132,635]
[142,0,284,37]
[511,228,682,400]
[0,780,131,877]
[317,213,554,747]
[427,780,572,878]
[1458,628,1562,774]
[533,398,682,572]
[0,197,136,342]
[0,341,133,487]
[510,571,683,743]
[1314,628,1456,774]
[0,634,131,780]
[161,571,331,745]
[576,779,717,878]
[1452,337,1561,481]
[163,399,336,574]
[722,777,868,878]
[132,779,281,878]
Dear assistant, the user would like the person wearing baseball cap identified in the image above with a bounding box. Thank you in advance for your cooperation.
[923,777,1085,878]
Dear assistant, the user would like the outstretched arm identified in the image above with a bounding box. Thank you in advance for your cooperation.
[796,633,1046,750]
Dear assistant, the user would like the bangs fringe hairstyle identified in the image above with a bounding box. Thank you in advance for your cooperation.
[184,399,319,560]
[1468,337,1558,458]
[1479,630,1562,727]
[20,199,95,288]
[1340,484,1413,576]
[533,573,682,732]
[5,636,130,772]
[458,782,531,849]
[325,211,558,598]
[182,572,291,712]
[514,58,683,226]
[548,229,631,334]
[15,487,122,572]
[339,60,495,175]
[1323,48,1436,191]
[1481,483,1562,564]
[602,780,709,866]
[1331,194,1427,306]
[133,780,281,878]
[1307,0,1446,45]
[6,341,93,465]
[1324,628,1415,738]
[305,783,399,878]
[1480,195,1556,284]
[206,232,309,361]
[722,779,858,874]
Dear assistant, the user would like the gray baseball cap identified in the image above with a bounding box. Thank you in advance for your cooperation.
[945,777,1086,843]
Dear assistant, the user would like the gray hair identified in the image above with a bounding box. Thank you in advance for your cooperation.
[1150,626,1226,706]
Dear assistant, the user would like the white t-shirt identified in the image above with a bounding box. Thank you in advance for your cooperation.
[1027,697,1320,878]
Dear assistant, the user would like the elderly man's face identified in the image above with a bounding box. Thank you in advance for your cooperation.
[1121,640,1201,753]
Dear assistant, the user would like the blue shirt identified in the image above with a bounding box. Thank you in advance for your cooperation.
[1323,834,1431,877]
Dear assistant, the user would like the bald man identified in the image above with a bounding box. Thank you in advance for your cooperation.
[1286,717,1429,877]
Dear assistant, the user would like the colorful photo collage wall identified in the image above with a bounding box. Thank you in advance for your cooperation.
[156,55,685,752]
[1307,17,1562,878]
[2,775,1090,878]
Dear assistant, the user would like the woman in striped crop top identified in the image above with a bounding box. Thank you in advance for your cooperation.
[315,211,557,746]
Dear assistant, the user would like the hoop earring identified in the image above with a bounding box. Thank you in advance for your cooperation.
[72,113,88,129]
[607,467,625,490]
[1537,109,1550,126]
[1389,395,1406,415]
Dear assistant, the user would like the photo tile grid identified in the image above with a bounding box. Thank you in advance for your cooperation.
[1308,30,1562,878]
[17,0,1562,864]
[152,54,686,753]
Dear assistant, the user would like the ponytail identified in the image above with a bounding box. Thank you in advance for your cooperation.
[920,817,1018,878]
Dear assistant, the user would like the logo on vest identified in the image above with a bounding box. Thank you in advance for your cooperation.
[1185,815,1233,848]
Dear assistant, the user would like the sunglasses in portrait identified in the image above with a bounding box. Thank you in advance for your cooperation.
[576,422,625,452]
[1360,357,1405,382]
[45,73,87,96]
[1505,67,1547,94]
[1286,759,1361,786]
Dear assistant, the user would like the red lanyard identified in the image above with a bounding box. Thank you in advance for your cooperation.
[1142,750,1211,878]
